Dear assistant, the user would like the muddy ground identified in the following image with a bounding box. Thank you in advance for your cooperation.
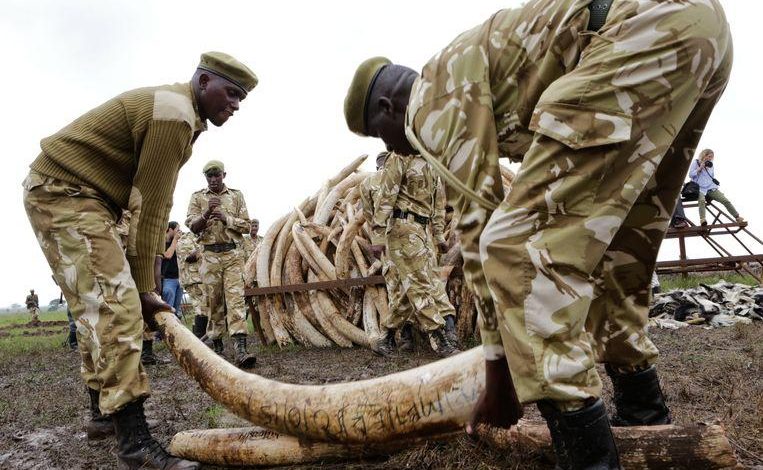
[1,323,761,469]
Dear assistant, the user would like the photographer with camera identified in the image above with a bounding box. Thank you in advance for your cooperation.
[689,149,745,226]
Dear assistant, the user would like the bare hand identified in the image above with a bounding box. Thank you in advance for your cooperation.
[210,207,227,224]
[139,292,174,331]
[370,244,386,260]
[466,359,523,436]
[204,197,222,218]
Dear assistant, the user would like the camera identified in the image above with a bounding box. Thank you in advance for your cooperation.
[705,161,713,168]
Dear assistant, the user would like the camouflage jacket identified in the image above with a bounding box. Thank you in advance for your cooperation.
[25,294,38,308]
[241,234,263,263]
[371,153,447,246]
[176,231,201,286]
[185,186,251,246]
[406,0,609,213]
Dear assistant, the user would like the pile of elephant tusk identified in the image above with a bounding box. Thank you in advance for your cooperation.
[243,155,515,349]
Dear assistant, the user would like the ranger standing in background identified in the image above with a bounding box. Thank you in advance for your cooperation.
[177,231,207,338]
[360,148,459,357]
[186,160,256,369]
[25,289,41,325]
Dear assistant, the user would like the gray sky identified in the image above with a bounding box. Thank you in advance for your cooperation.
[1,0,760,307]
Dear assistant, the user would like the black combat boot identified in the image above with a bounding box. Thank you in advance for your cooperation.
[212,338,225,355]
[86,387,114,440]
[372,330,396,357]
[232,334,257,369]
[537,399,621,470]
[140,340,170,366]
[112,398,200,470]
[67,330,78,351]
[605,364,671,426]
[398,324,414,353]
[191,316,208,339]
[428,327,460,357]
[444,315,459,347]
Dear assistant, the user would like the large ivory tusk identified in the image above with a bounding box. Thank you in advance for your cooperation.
[170,422,738,469]
[156,310,484,443]
[169,427,459,467]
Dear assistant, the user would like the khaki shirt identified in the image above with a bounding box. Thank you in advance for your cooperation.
[26,294,39,308]
[371,153,446,246]
[185,186,251,246]
[241,234,263,263]
[176,231,201,286]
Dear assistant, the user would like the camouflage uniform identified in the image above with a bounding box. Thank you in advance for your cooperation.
[241,234,263,266]
[360,170,403,329]
[176,231,204,320]
[371,153,456,332]
[25,292,40,323]
[185,186,251,340]
[23,173,149,414]
[115,210,132,249]
[406,0,732,406]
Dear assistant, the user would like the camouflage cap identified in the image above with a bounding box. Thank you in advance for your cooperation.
[344,57,391,136]
[198,51,258,93]
[203,160,225,174]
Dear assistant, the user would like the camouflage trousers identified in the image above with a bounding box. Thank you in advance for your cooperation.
[446,1,732,405]
[23,171,149,414]
[183,282,206,320]
[27,306,40,323]
[200,248,247,339]
[384,218,455,332]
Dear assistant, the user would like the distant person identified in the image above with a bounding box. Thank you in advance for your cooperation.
[689,149,745,226]
[670,199,690,229]
[176,231,207,338]
[241,218,263,263]
[25,289,40,325]
[23,51,257,469]
[66,308,78,351]
[186,160,256,369]
[162,222,184,318]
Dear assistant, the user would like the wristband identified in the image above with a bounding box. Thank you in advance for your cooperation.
[484,344,506,361]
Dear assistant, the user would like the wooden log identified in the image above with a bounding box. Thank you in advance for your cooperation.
[170,422,739,469]
[479,422,740,469]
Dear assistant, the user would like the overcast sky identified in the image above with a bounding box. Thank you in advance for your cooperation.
[1,0,760,307]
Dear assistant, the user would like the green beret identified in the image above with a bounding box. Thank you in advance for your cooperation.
[203,160,225,174]
[198,51,258,93]
[344,57,391,136]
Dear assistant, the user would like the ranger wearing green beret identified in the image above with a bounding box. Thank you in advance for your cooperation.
[186,160,256,369]
[23,51,257,470]
[345,0,732,466]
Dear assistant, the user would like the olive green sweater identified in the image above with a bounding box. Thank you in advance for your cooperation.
[31,82,206,292]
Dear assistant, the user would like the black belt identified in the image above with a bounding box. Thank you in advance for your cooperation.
[204,242,236,253]
[588,0,614,31]
[392,208,430,225]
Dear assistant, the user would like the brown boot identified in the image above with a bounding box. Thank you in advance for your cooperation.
[232,334,257,369]
[86,387,114,440]
[112,398,200,470]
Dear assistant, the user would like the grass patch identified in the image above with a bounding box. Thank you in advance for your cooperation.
[660,273,759,291]
[203,404,226,427]
[0,311,71,358]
